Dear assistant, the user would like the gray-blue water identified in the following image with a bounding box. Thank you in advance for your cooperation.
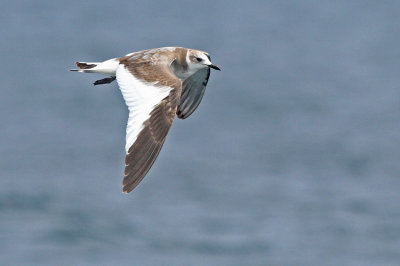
[1,1,400,265]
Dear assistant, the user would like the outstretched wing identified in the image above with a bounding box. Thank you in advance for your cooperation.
[177,67,210,119]
[116,57,181,193]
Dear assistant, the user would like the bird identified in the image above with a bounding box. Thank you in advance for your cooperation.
[70,47,220,193]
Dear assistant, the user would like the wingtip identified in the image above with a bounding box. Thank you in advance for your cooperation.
[176,113,187,119]
[122,185,133,194]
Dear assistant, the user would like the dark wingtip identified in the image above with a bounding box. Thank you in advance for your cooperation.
[176,110,185,119]
[122,188,131,194]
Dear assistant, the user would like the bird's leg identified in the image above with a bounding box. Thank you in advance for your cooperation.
[93,76,116,86]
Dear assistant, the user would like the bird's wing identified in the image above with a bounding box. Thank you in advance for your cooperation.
[177,67,211,119]
[116,58,181,193]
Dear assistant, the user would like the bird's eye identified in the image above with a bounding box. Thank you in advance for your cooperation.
[196,57,202,62]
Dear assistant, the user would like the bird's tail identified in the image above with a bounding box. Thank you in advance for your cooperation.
[69,58,119,75]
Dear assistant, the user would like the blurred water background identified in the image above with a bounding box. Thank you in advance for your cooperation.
[1,1,400,265]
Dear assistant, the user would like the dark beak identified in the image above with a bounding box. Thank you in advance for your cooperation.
[208,64,221,71]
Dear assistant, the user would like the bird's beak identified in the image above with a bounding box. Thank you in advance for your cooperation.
[208,64,221,71]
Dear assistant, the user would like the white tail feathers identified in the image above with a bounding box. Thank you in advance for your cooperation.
[70,58,119,75]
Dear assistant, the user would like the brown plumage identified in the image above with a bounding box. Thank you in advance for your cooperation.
[70,47,220,193]
[76,62,96,69]
[123,87,180,193]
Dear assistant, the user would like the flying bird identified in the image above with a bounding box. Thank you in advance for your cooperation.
[70,47,220,193]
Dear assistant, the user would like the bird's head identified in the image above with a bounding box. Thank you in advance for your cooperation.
[187,50,221,71]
